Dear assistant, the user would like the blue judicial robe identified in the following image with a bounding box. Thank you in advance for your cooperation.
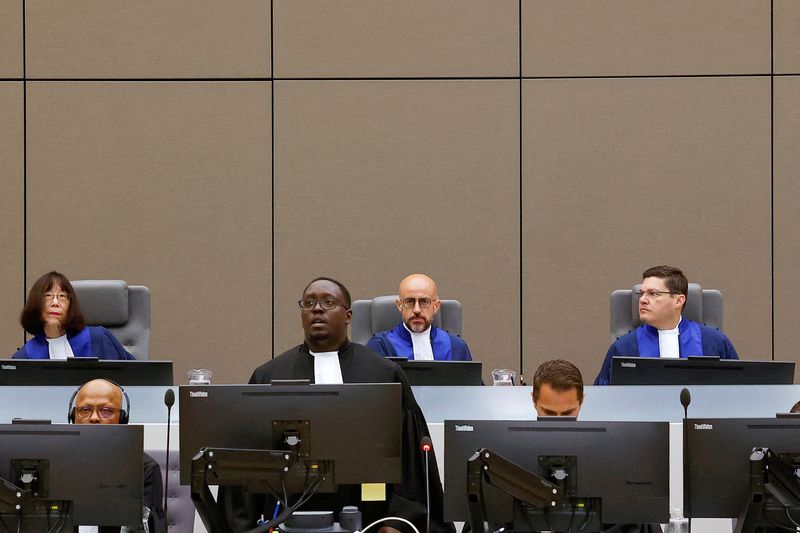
[594,318,738,385]
[367,323,472,361]
[11,326,134,360]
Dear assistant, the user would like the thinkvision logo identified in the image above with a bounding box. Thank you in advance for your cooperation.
[1,364,16,370]
[694,423,713,430]
[455,424,474,432]
[620,362,636,368]
[189,391,208,398]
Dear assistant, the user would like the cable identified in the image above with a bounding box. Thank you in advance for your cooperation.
[763,511,797,532]
[785,506,800,529]
[358,516,422,533]
[244,468,329,533]
[576,500,594,532]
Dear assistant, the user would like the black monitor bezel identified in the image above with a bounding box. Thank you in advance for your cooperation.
[385,358,482,386]
[0,423,143,528]
[178,383,403,487]
[610,357,795,385]
[0,358,174,386]
[685,417,800,518]
[443,419,670,525]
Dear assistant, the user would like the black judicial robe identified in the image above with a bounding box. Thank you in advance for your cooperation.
[218,341,455,533]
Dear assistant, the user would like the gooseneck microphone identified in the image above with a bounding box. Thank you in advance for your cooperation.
[680,388,692,533]
[680,388,691,418]
[163,388,175,529]
[420,436,433,533]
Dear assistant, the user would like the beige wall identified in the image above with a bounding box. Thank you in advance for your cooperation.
[2,1,798,385]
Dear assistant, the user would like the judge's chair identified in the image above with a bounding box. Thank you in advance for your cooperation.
[350,295,463,346]
[610,282,723,342]
[72,279,151,360]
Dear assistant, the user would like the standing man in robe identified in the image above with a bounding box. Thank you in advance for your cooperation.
[594,265,739,385]
[367,274,472,361]
[220,277,454,533]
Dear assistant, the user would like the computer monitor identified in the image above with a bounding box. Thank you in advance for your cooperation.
[444,420,669,529]
[610,357,795,385]
[386,358,482,385]
[178,383,403,486]
[685,417,800,523]
[0,358,174,386]
[0,423,143,530]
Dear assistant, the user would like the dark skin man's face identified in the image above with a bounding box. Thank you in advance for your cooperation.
[301,280,352,352]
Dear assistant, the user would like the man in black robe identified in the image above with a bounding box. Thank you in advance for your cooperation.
[220,277,454,533]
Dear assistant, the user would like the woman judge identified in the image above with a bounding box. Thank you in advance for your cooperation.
[12,271,134,360]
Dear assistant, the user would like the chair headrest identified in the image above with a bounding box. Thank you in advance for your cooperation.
[72,280,130,326]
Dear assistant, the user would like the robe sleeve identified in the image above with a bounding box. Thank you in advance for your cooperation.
[594,343,618,386]
[366,334,390,356]
[720,336,739,360]
[91,326,136,360]
[143,454,166,533]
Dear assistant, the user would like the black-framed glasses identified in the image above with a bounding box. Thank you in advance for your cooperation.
[44,292,69,302]
[75,406,118,420]
[633,289,678,299]
[298,297,345,311]
[400,297,435,310]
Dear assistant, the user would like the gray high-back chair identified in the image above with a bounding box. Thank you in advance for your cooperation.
[144,448,195,533]
[72,280,151,359]
[610,282,723,341]
[351,295,462,346]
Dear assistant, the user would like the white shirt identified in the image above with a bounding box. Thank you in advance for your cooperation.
[310,350,344,384]
[46,334,74,360]
[403,323,434,361]
[657,317,682,359]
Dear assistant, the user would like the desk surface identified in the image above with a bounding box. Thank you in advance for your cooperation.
[2,384,798,423]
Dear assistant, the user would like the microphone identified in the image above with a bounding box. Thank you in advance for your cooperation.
[420,436,433,453]
[163,388,175,530]
[680,388,691,418]
[420,437,433,533]
[679,388,691,533]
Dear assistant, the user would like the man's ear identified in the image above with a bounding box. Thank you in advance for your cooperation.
[396,298,403,313]
[674,294,686,311]
[433,298,441,314]
[345,308,352,324]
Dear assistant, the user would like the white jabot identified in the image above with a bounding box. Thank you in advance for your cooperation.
[658,316,682,359]
[310,350,343,384]
[46,334,74,360]
[403,323,434,361]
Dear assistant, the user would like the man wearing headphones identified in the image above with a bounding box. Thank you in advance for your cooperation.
[69,379,165,533]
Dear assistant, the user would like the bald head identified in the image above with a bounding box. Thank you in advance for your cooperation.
[73,379,123,424]
[396,274,441,333]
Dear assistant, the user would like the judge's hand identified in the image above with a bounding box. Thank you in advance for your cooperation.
[378,527,404,533]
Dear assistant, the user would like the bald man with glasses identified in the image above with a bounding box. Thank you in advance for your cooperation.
[367,274,472,361]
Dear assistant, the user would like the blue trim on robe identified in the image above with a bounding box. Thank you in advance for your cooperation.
[11,325,134,360]
[366,322,472,361]
[635,319,703,358]
[594,318,738,385]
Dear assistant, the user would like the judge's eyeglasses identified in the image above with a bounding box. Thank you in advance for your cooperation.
[400,297,436,309]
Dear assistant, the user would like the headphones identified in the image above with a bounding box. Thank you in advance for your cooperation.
[68,378,130,424]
